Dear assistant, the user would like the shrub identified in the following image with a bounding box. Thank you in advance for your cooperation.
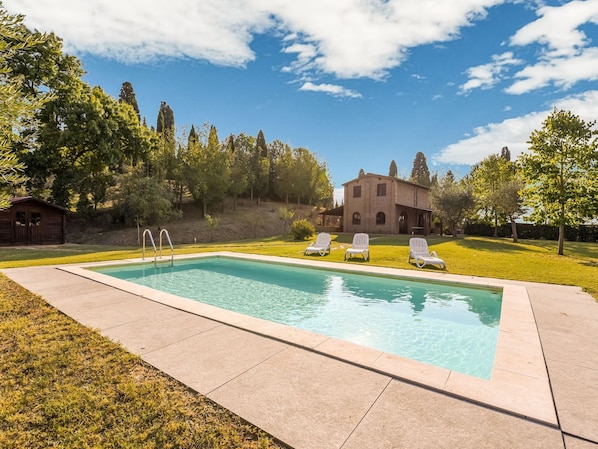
[290,219,315,240]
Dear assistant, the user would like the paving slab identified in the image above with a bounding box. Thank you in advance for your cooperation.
[101,309,222,354]
[342,380,564,449]
[142,325,288,394]
[527,284,598,444]
[564,436,598,449]
[544,359,598,443]
[209,345,391,449]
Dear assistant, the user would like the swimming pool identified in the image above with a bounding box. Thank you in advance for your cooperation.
[94,256,502,379]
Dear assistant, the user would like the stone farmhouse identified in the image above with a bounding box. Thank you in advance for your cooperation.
[342,172,432,235]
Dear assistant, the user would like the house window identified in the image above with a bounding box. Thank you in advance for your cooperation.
[352,212,361,225]
[377,183,386,196]
[376,212,386,225]
[353,185,361,198]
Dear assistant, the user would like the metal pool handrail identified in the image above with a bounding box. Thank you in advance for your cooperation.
[142,229,157,266]
[159,229,174,267]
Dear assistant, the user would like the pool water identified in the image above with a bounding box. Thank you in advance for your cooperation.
[95,257,502,379]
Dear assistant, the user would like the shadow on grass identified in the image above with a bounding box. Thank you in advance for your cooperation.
[452,237,534,253]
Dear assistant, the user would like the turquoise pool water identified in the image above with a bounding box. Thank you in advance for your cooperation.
[95,257,502,379]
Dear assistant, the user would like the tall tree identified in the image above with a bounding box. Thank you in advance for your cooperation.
[291,148,315,205]
[430,173,475,238]
[2,7,84,205]
[227,133,249,210]
[272,143,295,204]
[519,109,598,255]
[389,160,398,177]
[119,81,140,121]
[36,85,153,209]
[4,12,155,209]
[256,129,268,157]
[500,146,511,161]
[184,125,230,215]
[469,153,519,237]
[267,138,285,197]
[0,6,48,208]
[188,125,198,146]
[492,177,525,242]
[247,132,269,206]
[112,166,179,226]
[410,152,431,186]
[156,101,174,133]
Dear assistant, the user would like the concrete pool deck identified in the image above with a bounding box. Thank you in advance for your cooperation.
[2,252,597,449]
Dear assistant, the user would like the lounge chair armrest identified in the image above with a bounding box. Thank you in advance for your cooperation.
[430,250,439,257]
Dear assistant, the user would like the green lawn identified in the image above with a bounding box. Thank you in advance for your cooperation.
[1,235,596,447]
[2,234,596,297]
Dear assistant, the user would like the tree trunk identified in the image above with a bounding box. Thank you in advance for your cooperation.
[558,224,565,255]
[451,223,458,238]
[510,218,518,243]
[493,213,498,238]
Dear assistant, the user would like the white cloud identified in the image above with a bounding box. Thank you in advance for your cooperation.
[459,52,522,93]
[433,90,598,166]
[510,0,598,56]
[4,0,503,79]
[3,0,273,66]
[299,82,362,98]
[270,0,502,79]
[505,0,598,94]
[506,47,598,94]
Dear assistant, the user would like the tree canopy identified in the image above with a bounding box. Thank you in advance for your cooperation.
[469,153,521,238]
[0,6,53,208]
[430,173,475,237]
[519,109,598,255]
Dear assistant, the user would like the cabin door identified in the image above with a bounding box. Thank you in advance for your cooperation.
[13,210,43,244]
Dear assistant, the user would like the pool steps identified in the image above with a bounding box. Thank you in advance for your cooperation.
[142,228,174,267]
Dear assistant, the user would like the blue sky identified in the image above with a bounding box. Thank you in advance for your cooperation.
[6,0,598,202]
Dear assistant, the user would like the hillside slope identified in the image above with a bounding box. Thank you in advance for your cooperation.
[67,199,321,246]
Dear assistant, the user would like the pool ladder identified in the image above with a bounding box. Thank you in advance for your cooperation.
[142,228,174,267]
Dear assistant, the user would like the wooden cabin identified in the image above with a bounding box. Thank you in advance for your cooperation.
[0,197,68,245]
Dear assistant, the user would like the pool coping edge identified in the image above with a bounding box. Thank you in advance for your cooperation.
[61,251,557,426]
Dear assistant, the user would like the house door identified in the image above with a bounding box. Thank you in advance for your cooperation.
[13,210,43,244]
[398,212,408,234]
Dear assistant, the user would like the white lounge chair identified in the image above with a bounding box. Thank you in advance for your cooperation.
[304,232,331,256]
[345,233,369,261]
[408,238,446,269]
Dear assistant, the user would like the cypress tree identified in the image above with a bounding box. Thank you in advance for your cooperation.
[256,129,267,157]
[118,81,140,121]
[188,125,198,146]
[410,152,431,186]
[389,160,398,177]
[156,101,174,133]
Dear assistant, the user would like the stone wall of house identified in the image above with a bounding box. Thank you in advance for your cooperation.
[343,173,432,235]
